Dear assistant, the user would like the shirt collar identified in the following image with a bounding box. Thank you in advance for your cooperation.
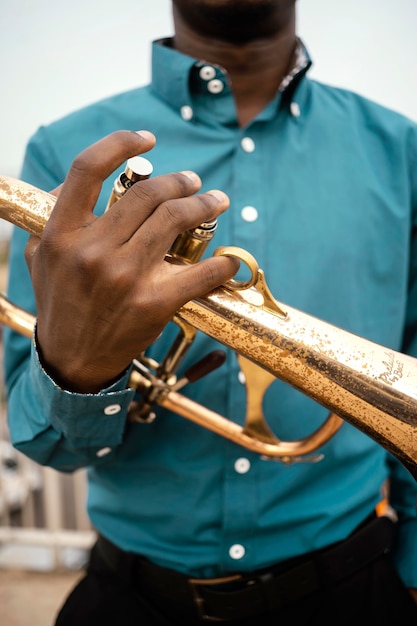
[150,37,312,122]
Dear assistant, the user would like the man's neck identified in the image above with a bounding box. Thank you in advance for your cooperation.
[172,8,297,127]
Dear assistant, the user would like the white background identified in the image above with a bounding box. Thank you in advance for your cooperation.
[1,0,416,179]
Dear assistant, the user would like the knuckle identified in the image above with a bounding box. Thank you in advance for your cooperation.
[64,154,103,189]
[161,193,217,230]
[129,181,155,208]
[73,241,102,275]
[39,228,62,257]
[161,199,186,228]
[69,152,95,178]
[69,246,108,296]
[109,129,134,145]
[196,193,216,211]
[198,262,218,290]
[197,257,236,291]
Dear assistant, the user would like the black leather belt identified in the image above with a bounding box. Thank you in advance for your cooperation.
[95,514,394,622]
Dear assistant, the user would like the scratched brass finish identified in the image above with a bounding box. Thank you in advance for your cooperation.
[0,175,416,478]
[0,176,55,237]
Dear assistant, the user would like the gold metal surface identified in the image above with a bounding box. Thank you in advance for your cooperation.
[0,175,416,478]
[169,219,218,265]
[0,293,35,338]
[0,176,55,237]
[105,156,153,212]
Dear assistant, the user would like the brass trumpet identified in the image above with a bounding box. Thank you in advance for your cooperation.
[1,174,417,479]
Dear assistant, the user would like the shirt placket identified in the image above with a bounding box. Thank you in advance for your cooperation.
[219,123,268,572]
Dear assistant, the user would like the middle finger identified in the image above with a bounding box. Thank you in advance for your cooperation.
[126,187,230,263]
[99,170,203,242]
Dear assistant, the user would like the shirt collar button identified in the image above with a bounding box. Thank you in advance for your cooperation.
[207,79,224,94]
[199,65,216,81]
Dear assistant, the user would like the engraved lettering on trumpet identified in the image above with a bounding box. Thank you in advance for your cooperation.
[378,351,404,385]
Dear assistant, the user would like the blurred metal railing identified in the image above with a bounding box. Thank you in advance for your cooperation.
[0,432,95,571]
[0,238,95,571]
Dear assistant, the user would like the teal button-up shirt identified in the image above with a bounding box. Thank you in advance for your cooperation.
[4,39,417,585]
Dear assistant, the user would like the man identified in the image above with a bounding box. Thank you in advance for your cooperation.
[4,1,417,624]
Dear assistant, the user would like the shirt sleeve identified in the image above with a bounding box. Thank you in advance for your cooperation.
[3,126,135,471]
[7,333,135,471]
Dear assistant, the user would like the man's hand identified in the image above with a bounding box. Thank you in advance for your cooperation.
[25,130,238,393]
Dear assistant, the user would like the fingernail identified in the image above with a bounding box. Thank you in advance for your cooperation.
[206,189,229,204]
[180,170,201,185]
[135,130,155,141]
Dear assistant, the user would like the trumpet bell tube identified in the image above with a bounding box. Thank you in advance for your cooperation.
[0,174,417,478]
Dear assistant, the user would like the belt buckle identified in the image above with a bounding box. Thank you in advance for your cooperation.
[188,574,243,622]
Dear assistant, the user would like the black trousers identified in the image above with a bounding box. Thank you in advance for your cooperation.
[54,519,417,626]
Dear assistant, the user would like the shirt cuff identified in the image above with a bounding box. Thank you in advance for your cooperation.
[30,334,136,447]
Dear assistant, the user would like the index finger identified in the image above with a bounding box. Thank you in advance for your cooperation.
[48,130,156,231]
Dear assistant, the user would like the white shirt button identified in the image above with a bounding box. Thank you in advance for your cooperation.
[199,65,216,81]
[241,137,255,153]
[238,371,246,385]
[96,447,112,457]
[241,206,258,222]
[104,404,121,416]
[181,105,193,121]
[234,458,251,474]
[290,102,301,117]
[229,544,246,560]
[207,79,224,94]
